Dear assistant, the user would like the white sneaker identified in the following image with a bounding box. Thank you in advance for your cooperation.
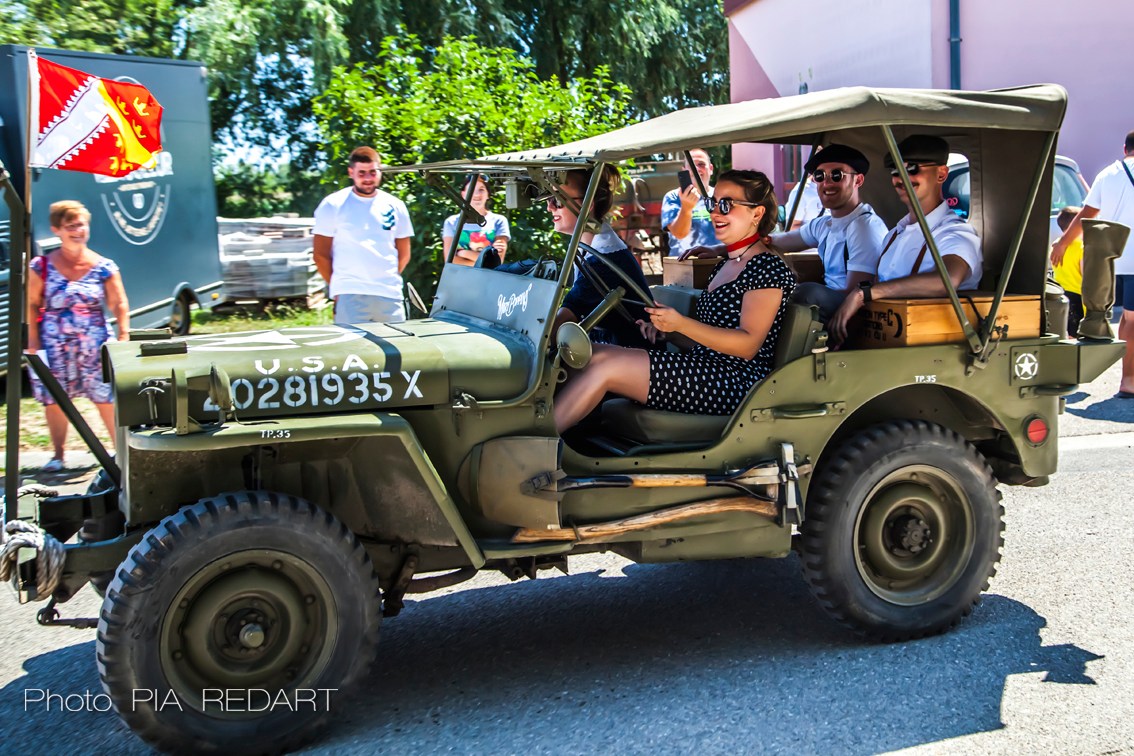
[42,458,65,473]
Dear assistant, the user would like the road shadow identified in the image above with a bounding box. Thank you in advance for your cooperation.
[0,638,150,756]
[0,557,1102,756]
[323,556,1101,754]
[1063,392,1134,422]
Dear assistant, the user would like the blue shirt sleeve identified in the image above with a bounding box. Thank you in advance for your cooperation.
[661,190,681,231]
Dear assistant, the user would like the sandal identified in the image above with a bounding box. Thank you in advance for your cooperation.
[42,458,65,473]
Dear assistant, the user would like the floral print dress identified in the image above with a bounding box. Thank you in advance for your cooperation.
[29,254,118,405]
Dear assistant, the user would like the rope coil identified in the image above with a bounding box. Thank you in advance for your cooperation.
[1,486,65,599]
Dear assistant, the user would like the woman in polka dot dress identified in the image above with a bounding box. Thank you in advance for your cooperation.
[554,170,796,432]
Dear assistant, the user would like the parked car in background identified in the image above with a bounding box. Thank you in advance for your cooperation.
[945,154,1088,243]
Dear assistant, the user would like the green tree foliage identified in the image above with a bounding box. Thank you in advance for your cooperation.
[215,161,323,218]
[3,0,726,153]
[396,0,729,115]
[314,35,634,297]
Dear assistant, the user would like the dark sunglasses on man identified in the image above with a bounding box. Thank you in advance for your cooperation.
[812,169,858,183]
[889,162,941,177]
[703,196,758,215]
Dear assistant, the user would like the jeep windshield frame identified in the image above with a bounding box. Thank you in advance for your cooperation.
[387,83,1067,373]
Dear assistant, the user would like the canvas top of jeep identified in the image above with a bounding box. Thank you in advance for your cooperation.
[6,83,1128,756]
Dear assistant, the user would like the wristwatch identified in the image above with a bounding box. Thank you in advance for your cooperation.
[859,280,873,303]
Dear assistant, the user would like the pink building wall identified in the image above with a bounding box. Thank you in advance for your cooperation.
[726,0,1134,185]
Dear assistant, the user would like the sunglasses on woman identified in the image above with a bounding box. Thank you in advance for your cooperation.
[704,196,758,215]
[889,162,940,177]
[812,169,857,183]
[546,194,583,209]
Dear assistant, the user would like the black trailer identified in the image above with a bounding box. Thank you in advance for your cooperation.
[0,45,223,367]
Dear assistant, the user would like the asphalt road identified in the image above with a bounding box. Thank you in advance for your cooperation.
[1,365,1132,755]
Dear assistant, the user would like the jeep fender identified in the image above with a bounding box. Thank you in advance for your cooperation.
[123,412,484,568]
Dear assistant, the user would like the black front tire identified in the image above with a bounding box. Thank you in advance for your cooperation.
[800,421,1004,642]
[97,491,382,753]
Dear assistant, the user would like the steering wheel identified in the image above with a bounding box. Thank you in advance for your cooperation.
[573,241,656,327]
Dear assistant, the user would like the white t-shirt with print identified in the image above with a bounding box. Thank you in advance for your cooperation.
[877,201,983,290]
[313,187,414,299]
[1084,157,1134,275]
[799,202,888,290]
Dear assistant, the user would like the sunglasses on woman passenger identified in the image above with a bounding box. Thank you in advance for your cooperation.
[704,197,758,215]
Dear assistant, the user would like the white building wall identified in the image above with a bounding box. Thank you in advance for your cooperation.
[730,0,935,97]
[728,0,1134,184]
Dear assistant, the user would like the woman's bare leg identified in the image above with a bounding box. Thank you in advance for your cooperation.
[43,403,69,461]
[554,344,651,433]
[95,402,117,451]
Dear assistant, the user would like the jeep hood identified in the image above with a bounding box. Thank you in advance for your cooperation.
[105,319,535,427]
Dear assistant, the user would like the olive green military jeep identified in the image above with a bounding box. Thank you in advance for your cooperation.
[6,84,1128,753]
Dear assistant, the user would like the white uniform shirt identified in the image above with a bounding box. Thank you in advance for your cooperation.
[1084,156,1134,275]
[799,202,888,290]
[313,187,414,299]
[877,201,983,290]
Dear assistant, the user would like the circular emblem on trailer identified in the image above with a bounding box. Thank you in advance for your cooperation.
[1014,352,1039,380]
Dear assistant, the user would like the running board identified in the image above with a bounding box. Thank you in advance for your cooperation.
[511,495,778,544]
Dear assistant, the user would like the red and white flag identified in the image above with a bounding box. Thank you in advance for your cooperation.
[29,50,163,178]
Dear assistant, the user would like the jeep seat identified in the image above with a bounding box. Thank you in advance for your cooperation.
[600,304,823,445]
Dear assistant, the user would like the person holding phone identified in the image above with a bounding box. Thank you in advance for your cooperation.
[661,148,720,257]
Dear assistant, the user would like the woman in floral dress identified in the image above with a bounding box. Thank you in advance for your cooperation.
[26,200,130,471]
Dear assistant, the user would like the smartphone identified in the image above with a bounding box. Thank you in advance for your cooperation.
[678,169,693,192]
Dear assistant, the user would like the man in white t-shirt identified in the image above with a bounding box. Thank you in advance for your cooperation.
[1051,130,1134,397]
[769,144,888,318]
[313,146,414,324]
[829,135,983,344]
[785,178,823,229]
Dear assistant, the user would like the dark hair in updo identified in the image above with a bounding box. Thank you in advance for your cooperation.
[716,169,778,237]
[566,164,623,222]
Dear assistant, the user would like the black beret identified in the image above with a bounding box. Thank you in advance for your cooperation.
[805,143,870,175]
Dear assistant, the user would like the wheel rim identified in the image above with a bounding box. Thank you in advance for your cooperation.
[160,549,338,716]
[853,465,975,606]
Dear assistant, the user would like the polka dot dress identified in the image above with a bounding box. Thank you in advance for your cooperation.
[646,252,796,415]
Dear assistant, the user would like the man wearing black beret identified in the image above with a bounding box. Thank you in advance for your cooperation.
[828,134,983,344]
[768,143,888,318]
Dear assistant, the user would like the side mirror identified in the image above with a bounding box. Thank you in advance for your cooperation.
[556,321,592,369]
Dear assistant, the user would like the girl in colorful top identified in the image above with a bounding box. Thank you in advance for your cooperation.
[26,200,130,472]
[442,174,510,266]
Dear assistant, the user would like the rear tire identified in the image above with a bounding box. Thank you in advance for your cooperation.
[97,491,382,753]
[169,293,192,336]
[799,420,1003,641]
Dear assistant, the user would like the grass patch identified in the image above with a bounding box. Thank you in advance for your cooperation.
[1,303,330,471]
[0,396,112,474]
[192,301,332,333]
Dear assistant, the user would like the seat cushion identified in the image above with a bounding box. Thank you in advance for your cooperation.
[601,398,730,445]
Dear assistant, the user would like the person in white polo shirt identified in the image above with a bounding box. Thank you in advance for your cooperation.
[313,146,414,324]
[768,144,888,319]
[829,135,982,345]
[1051,130,1134,398]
